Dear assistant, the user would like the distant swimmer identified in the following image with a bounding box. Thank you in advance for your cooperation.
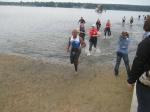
[88,24,100,56]
[122,16,126,26]
[104,19,111,38]
[67,29,86,72]
[96,18,101,31]
[114,31,130,77]
[130,16,134,25]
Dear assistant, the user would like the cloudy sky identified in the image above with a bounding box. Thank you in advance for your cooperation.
[2,0,150,6]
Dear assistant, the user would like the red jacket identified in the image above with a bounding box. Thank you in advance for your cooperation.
[89,28,98,38]
[106,22,111,28]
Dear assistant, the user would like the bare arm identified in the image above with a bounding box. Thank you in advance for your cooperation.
[79,37,86,48]
[92,32,101,37]
[66,37,71,52]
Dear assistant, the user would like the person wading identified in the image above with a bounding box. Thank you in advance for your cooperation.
[67,29,86,72]
[88,24,100,56]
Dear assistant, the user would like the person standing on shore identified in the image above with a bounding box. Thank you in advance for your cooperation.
[127,16,150,112]
[114,32,130,77]
[67,29,86,72]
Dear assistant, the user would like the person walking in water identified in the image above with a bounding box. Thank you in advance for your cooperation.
[79,23,86,41]
[96,18,101,31]
[130,16,134,25]
[144,15,147,22]
[78,17,86,40]
[127,16,150,112]
[138,15,141,20]
[122,16,126,26]
[88,24,100,56]
[67,29,86,72]
[104,20,111,38]
[114,32,130,77]
[78,17,86,25]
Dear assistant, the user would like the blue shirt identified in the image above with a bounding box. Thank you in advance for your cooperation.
[70,36,80,49]
[117,36,130,54]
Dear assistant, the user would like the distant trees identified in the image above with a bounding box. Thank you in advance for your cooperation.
[0,1,150,12]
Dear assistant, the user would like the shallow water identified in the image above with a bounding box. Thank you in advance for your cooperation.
[0,6,149,64]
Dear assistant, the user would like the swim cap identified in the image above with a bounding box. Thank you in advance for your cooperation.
[91,24,96,27]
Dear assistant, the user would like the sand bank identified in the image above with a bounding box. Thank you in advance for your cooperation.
[0,54,132,112]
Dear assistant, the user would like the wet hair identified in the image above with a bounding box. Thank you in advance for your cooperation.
[121,31,129,38]
[143,15,150,32]
[121,31,125,36]
[125,32,129,37]
[72,29,79,36]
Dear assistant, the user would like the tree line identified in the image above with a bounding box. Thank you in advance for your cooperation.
[0,1,150,12]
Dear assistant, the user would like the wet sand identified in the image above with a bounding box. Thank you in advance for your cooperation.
[0,54,132,112]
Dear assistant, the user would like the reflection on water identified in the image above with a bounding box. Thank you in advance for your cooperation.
[0,6,149,64]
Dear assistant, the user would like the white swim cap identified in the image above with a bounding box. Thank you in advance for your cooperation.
[91,24,96,27]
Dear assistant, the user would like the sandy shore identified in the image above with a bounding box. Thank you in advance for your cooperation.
[0,54,132,112]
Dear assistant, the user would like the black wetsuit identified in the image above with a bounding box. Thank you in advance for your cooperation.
[96,21,101,30]
[79,19,85,24]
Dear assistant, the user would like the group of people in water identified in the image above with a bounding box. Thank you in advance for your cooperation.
[122,15,148,26]
[67,15,149,72]
[78,17,112,41]
[138,15,148,21]
[67,15,150,112]
[67,17,112,72]
[122,16,134,26]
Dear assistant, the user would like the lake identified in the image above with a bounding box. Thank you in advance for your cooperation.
[0,6,149,64]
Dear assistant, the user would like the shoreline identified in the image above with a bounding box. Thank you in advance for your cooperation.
[0,54,132,112]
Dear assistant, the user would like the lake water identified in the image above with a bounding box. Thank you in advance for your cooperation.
[0,6,149,65]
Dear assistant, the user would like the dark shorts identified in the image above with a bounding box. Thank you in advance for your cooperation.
[89,38,97,46]
[70,48,81,64]
[79,33,85,41]
[89,37,97,51]
[104,27,111,36]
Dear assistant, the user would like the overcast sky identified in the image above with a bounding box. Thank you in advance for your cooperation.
[2,0,150,6]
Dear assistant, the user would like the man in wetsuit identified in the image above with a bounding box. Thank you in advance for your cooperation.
[78,17,86,25]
